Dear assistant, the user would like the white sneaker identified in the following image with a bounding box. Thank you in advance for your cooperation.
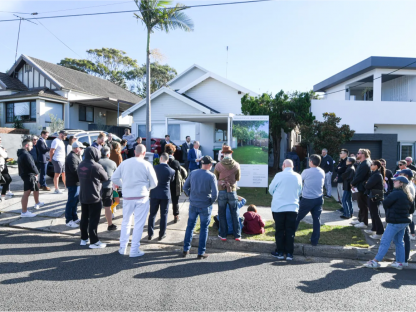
[6,191,14,196]
[350,220,360,225]
[54,189,63,194]
[364,260,380,269]
[389,262,404,270]
[119,247,127,255]
[410,235,416,241]
[130,250,145,257]
[89,241,106,249]
[364,230,376,235]
[66,220,79,228]
[33,202,45,209]
[80,239,90,246]
[74,219,80,225]
[0,196,4,202]
[370,234,382,240]
[402,262,409,267]
[21,211,37,218]
[354,222,367,229]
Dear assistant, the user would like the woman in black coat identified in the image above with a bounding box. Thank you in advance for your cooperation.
[340,157,356,219]
[165,143,186,223]
[364,176,413,270]
[364,160,385,238]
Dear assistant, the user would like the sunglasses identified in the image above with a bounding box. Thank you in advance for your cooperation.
[399,163,406,166]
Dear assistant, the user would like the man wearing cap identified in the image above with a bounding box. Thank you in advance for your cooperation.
[214,146,241,241]
[182,155,218,259]
[50,130,68,194]
[64,140,84,228]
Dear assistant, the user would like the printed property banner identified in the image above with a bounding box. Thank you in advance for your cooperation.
[231,115,269,188]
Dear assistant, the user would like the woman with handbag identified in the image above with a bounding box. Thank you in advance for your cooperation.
[0,137,12,202]
[364,160,385,239]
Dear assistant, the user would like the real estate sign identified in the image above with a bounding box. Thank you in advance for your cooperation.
[231,115,269,188]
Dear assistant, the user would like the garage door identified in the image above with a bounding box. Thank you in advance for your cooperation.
[341,140,382,160]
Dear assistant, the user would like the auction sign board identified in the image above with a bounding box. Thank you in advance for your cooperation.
[231,115,269,187]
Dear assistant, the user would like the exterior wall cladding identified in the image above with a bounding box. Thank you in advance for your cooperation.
[348,133,397,171]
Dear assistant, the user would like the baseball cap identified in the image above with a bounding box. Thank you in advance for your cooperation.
[59,130,68,135]
[72,141,85,149]
[392,176,409,184]
[200,155,216,164]
[398,169,413,178]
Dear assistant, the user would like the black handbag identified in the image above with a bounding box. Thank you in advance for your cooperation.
[369,189,384,202]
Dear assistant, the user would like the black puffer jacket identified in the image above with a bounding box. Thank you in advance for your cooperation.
[382,189,413,224]
[342,165,355,191]
[365,170,384,195]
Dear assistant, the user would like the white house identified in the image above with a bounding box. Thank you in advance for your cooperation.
[0,54,139,132]
[123,64,290,161]
[311,56,416,169]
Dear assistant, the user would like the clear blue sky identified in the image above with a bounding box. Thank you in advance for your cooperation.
[1,0,415,94]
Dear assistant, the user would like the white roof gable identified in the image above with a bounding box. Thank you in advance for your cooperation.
[167,64,209,89]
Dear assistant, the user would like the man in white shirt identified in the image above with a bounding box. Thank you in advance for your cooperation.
[111,144,158,257]
[50,130,68,194]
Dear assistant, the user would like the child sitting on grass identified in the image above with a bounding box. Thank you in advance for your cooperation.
[243,205,265,235]
[214,196,245,235]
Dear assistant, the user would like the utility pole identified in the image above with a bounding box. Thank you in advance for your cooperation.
[226,46,229,78]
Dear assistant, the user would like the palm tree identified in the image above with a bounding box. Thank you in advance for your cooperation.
[134,0,194,152]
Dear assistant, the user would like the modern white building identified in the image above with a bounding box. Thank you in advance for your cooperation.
[311,56,416,170]
[123,64,291,161]
[0,54,138,132]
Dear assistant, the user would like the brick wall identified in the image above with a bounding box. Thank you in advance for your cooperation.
[0,127,30,134]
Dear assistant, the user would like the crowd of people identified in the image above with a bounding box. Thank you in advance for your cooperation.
[2,128,414,268]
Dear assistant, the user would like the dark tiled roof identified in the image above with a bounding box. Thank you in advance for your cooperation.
[0,72,28,91]
[179,93,220,113]
[28,56,142,104]
[0,88,67,101]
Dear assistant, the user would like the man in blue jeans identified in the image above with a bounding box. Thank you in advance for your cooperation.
[64,141,84,228]
[182,156,218,259]
[295,154,325,246]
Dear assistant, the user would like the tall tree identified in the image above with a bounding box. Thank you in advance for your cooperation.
[241,91,315,170]
[125,62,177,97]
[133,0,194,151]
[300,112,355,157]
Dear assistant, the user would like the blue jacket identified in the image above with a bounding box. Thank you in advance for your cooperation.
[188,148,200,171]
[221,198,246,235]
[269,167,302,213]
[36,137,50,163]
[29,146,38,163]
[150,163,175,200]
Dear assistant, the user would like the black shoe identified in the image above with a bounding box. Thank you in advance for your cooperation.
[340,215,350,219]
[286,253,294,261]
[148,235,153,240]
[197,254,209,260]
[159,234,167,241]
[107,224,117,231]
[182,251,189,258]
[174,215,180,223]
[271,252,285,260]
[311,243,318,246]
[337,208,344,213]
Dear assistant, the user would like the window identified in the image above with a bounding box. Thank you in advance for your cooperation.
[168,124,180,140]
[77,136,90,145]
[401,144,413,159]
[138,125,146,137]
[214,123,227,143]
[44,102,63,123]
[79,106,94,122]
[5,101,36,123]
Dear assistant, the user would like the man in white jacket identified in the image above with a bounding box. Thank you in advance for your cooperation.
[111,144,158,257]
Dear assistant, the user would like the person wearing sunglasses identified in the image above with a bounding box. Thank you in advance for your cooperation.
[351,149,372,229]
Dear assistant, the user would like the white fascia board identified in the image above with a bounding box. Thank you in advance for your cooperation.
[0,80,7,89]
[166,64,209,86]
[177,72,258,97]
[121,87,210,118]
[0,96,67,104]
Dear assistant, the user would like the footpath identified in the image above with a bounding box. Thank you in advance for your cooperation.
[0,167,415,264]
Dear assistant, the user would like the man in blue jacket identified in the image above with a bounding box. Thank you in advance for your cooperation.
[148,153,175,241]
[36,130,51,191]
[320,148,334,198]
[188,141,202,172]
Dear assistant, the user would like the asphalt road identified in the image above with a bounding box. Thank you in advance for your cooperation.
[1,228,415,311]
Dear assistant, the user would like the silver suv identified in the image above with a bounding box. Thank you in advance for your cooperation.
[50,130,122,147]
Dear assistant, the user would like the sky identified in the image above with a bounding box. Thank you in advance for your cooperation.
[0,0,415,95]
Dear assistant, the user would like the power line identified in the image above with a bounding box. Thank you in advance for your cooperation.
[0,0,273,22]
[38,21,83,58]
[323,59,416,96]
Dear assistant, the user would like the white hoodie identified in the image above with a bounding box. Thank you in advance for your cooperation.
[111,157,158,198]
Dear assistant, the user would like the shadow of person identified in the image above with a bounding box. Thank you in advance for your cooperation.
[134,255,274,280]
[381,269,416,289]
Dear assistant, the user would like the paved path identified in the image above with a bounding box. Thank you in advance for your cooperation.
[1,169,415,261]
[0,227,415,311]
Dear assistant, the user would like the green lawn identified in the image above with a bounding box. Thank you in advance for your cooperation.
[232,145,268,165]
[195,219,368,248]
